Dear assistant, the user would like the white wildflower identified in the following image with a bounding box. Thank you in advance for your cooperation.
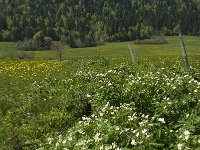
[168,102,172,105]
[105,145,112,150]
[172,86,176,89]
[131,139,137,146]
[47,137,53,144]
[105,102,110,107]
[68,135,72,141]
[136,132,140,137]
[62,140,67,144]
[115,126,120,131]
[177,143,183,150]
[108,82,112,86]
[99,112,104,117]
[198,138,200,144]
[112,142,117,148]
[183,130,190,141]
[142,129,147,134]
[78,129,84,134]
[94,133,101,142]
[82,116,87,121]
[55,142,59,148]
[100,145,104,150]
[139,121,144,126]
[128,116,134,121]
[86,94,91,98]
[132,130,137,134]
[158,118,165,124]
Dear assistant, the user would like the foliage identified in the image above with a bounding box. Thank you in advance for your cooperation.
[17,32,52,51]
[0,0,200,46]
[5,51,35,59]
[17,40,35,51]
[0,36,200,64]
[52,41,65,61]
[0,57,200,149]
[1,30,12,41]
[134,35,167,44]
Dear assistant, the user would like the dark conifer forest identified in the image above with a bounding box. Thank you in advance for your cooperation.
[0,0,200,47]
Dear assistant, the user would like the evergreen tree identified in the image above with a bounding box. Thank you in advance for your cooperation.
[0,0,199,46]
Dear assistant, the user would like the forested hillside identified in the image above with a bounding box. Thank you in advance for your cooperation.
[0,0,200,47]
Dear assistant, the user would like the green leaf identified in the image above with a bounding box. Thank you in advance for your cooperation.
[194,116,200,125]
[149,143,164,147]
[121,148,131,150]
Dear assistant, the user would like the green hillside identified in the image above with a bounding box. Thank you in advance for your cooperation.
[0,0,200,47]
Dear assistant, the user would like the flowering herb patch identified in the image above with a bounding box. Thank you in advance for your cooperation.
[0,58,200,149]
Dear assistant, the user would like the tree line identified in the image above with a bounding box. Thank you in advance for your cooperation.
[0,0,200,48]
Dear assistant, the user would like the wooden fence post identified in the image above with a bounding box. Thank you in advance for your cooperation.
[128,43,136,64]
[179,32,189,69]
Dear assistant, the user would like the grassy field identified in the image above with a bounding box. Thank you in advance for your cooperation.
[0,36,200,60]
[0,36,200,149]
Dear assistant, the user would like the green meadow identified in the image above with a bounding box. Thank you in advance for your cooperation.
[0,36,200,149]
[0,36,200,60]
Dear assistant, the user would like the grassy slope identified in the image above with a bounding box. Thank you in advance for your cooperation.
[0,36,200,149]
[0,36,200,60]
[0,42,18,55]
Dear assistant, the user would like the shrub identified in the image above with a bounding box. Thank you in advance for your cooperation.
[0,32,2,41]
[17,40,35,50]
[52,41,65,61]
[65,31,104,48]
[43,37,53,50]
[17,36,52,51]
[2,30,12,41]
[15,52,35,59]
[73,38,85,48]
[32,31,52,50]
[134,35,167,44]
[5,51,35,59]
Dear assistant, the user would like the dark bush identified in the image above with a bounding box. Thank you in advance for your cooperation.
[64,31,104,48]
[17,36,52,51]
[42,37,53,50]
[0,32,2,41]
